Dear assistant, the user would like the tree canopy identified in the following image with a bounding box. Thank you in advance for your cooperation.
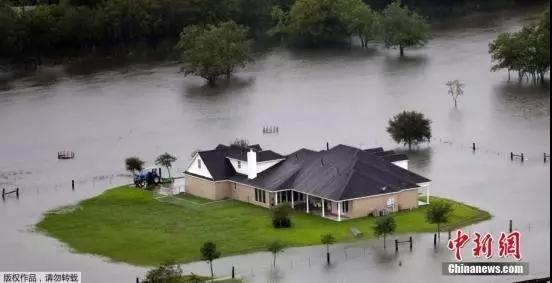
[489,9,550,83]
[200,242,221,277]
[176,21,252,85]
[387,110,432,150]
[373,215,396,249]
[380,1,429,56]
[155,152,177,178]
[425,201,453,238]
[125,157,144,175]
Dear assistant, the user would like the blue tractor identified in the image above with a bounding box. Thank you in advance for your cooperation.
[134,167,162,188]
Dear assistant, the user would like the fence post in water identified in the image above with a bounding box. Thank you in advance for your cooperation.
[521,153,525,162]
[72,180,75,190]
[433,233,437,247]
[409,237,413,251]
[511,152,514,161]
[1,188,4,200]
[509,219,513,233]
[232,266,235,279]
[448,231,451,240]
[472,142,476,151]
[395,239,399,253]
[136,277,139,283]
[16,188,19,198]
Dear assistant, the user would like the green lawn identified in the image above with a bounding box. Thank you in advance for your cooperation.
[37,186,491,267]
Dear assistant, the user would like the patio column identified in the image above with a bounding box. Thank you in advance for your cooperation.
[275,192,279,206]
[337,201,342,222]
[291,191,295,209]
[426,185,430,204]
[306,195,309,213]
[322,199,325,218]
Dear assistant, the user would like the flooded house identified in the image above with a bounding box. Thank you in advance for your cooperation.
[184,144,431,221]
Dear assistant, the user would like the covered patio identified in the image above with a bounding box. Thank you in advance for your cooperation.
[274,190,349,221]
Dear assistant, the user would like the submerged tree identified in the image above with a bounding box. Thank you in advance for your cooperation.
[373,216,396,249]
[267,240,285,268]
[425,201,453,239]
[200,242,221,277]
[320,233,336,264]
[125,157,144,176]
[155,152,177,178]
[380,1,429,56]
[176,21,252,85]
[446,80,465,108]
[387,110,432,150]
[144,262,183,283]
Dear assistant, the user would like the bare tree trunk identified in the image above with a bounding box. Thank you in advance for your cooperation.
[209,261,214,277]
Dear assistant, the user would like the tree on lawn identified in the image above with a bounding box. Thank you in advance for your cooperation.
[267,240,285,268]
[176,21,252,85]
[387,110,431,150]
[425,201,453,239]
[380,1,429,56]
[200,242,221,277]
[446,80,465,108]
[155,152,177,178]
[373,215,396,249]
[320,233,336,264]
[125,157,144,176]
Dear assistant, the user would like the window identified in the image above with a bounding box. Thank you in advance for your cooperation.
[198,159,202,169]
[342,201,349,214]
[237,160,241,168]
[255,189,265,203]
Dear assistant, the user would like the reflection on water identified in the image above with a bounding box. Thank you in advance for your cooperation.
[0,8,549,283]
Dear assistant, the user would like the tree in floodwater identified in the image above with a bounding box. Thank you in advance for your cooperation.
[489,8,549,83]
[380,1,429,56]
[387,110,431,150]
[200,242,221,277]
[425,201,453,239]
[176,21,252,85]
[320,233,336,264]
[267,240,285,268]
[373,215,396,249]
[446,80,465,108]
[349,3,380,48]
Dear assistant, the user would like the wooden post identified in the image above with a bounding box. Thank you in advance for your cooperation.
[232,266,235,279]
[511,152,514,161]
[72,180,75,190]
[395,239,399,253]
[472,143,476,151]
[326,252,330,264]
[509,219,513,233]
[136,277,139,283]
[521,153,524,162]
[433,233,437,247]
[16,188,19,198]
[2,188,4,200]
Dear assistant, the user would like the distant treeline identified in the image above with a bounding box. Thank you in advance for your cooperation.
[0,0,548,68]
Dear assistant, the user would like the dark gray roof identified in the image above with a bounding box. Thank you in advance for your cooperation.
[188,144,430,201]
[232,145,429,201]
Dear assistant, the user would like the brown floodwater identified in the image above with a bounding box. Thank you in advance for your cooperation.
[0,8,549,283]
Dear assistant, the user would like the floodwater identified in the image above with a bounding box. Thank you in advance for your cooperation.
[0,8,550,283]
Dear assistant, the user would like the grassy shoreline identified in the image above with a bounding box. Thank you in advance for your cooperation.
[36,186,491,267]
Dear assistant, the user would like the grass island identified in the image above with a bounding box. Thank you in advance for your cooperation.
[37,186,491,267]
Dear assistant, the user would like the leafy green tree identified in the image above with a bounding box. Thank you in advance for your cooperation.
[155,152,177,178]
[125,157,144,175]
[200,242,221,277]
[176,21,252,85]
[320,233,336,264]
[373,216,396,249]
[267,240,285,268]
[425,201,453,239]
[286,0,371,46]
[380,1,429,56]
[144,262,183,283]
[349,3,380,48]
[387,110,432,150]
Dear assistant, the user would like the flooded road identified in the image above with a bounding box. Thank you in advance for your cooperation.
[0,9,550,283]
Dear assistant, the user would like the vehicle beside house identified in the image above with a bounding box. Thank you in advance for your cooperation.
[184,144,431,221]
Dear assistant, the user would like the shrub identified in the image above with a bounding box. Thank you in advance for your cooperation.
[272,204,292,228]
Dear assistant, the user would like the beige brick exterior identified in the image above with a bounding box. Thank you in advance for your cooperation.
[185,174,420,220]
[184,175,232,200]
[347,189,419,218]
